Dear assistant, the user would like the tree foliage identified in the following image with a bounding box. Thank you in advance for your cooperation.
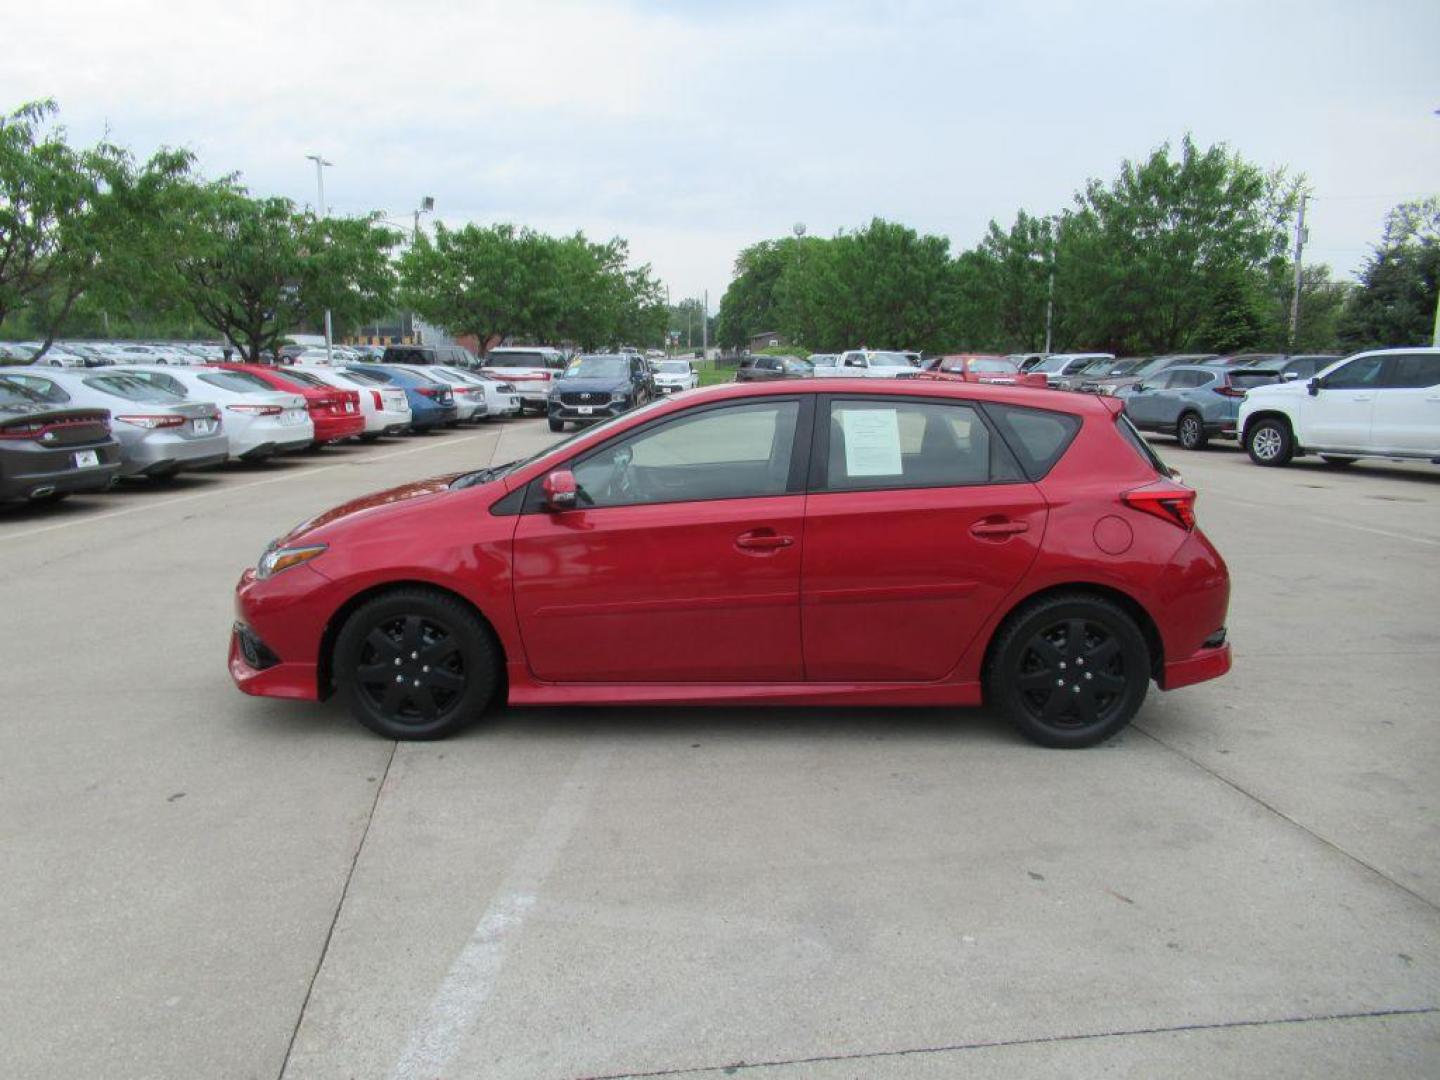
[1338,198,1439,350]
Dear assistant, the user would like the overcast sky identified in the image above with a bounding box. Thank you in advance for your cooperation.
[6,0,1438,306]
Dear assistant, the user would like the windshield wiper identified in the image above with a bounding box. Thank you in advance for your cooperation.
[450,461,517,490]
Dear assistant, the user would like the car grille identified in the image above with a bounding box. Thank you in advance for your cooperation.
[560,391,611,405]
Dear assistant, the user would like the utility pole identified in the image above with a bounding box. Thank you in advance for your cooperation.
[701,289,709,360]
[306,154,334,364]
[1044,268,1055,355]
[1289,192,1308,349]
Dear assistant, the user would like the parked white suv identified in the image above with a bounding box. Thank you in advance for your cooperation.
[1238,348,1440,468]
[832,350,922,378]
[478,347,568,414]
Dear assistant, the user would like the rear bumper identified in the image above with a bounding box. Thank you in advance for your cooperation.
[0,447,121,501]
[1160,642,1232,691]
[312,414,366,442]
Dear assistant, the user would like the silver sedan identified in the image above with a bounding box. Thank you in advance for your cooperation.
[0,367,229,477]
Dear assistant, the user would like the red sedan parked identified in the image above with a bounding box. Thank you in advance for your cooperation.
[213,363,365,445]
[922,354,1049,387]
[230,379,1231,748]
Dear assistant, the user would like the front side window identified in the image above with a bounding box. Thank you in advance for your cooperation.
[1325,354,1386,389]
[823,400,1020,491]
[571,401,800,509]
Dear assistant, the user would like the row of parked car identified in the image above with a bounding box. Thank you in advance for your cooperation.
[0,359,525,506]
[728,345,1440,470]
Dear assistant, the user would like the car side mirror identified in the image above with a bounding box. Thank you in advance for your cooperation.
[1282,371,1299,382]
[541,469,578,511]
[1307,377,1322,397]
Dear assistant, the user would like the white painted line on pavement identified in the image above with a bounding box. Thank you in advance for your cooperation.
[0,431,496,544]
[389,742,614,1080]
[1209,492,1440,548]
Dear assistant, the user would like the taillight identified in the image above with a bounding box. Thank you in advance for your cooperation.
[416,387,439,398]
[1213,383,1247,398]
[371,390,383,409]
[0,421,47,439]
[115,414,186,429]
[1124,483,1197,531]
[227,404,283,416]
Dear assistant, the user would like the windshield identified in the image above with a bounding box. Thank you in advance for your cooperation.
[969,358,1018,373]
[657,361,691,374]
[1030,356,1069,373]
[563,356,628,379]
[1129,355,1175,377]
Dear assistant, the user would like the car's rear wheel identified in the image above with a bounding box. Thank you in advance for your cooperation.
[987,594,1150,748]
[1176,412,1208,450]
[1245,417,1294,466]
[1320,455,1357,467]
[548,418,564,432]
[334,589,498,740]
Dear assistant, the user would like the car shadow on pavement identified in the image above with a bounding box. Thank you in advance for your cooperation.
[474,704,1025,747]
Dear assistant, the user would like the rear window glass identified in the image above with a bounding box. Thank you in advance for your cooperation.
[384,348,433,364]
[275,369,328,389]
[485,350,562,369]
[984,403,1082,479]
[339,369,385,386]
[199,370,273,393]
[84,375,179,402]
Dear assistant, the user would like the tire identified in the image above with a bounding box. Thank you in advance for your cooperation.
[1245,417,1294,467]
[358,432,381,443]
[986,594,1150,748]
[334,588,499,740]
[1176,412,1209,451]
[1321,455,1357,467]
[31,491,69,505]
[548,418,564,432]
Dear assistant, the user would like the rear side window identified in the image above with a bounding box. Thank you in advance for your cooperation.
[984,403,1082,479]
[1384,353,1440,389]
[1115,414,1169,476]
[823,400,1021,491]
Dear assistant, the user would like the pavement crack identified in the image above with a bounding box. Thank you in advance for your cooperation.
[1134,724,1440,914]
[571,1006,1440,1079]
[277,739,398,1080]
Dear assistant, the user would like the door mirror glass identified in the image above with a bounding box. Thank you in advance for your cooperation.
[1307,377,1322,396]
[541,469,578,511]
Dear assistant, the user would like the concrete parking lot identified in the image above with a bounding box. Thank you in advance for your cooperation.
[1,422,1437,1079]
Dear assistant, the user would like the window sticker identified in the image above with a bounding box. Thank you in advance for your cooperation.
[841,408,902,476]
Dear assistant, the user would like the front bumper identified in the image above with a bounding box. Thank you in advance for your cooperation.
[229,566,331,701]
[549,399,627,421]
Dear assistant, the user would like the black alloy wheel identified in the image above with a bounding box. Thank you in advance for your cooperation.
[1176,412,1208,450]
[335,589,497,739]
[988,594,1150,748]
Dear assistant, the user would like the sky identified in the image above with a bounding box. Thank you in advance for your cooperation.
[5,0,1438,308]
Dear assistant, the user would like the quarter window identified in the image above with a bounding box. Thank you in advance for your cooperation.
[571,400,800,508]
[985,403,1082,479]
[823,400,1019,491]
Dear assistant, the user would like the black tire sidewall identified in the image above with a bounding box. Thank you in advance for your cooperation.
[334,590,497,740]
[988,596,1150,748]
[1246,419,1292,466]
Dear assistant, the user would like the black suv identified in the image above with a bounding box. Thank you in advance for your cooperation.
[735,354,812,382]
[381,344,479,368]
[547,353,654,431]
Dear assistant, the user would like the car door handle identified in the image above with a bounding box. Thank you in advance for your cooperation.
[735,530,794,551]
[970,519,1030,538]
[1352,394,1373,402]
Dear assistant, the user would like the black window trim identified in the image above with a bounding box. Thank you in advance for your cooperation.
[513,394,816,515]
[807,392,1028,494]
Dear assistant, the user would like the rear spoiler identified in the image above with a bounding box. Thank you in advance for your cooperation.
[1097,395,1126,416]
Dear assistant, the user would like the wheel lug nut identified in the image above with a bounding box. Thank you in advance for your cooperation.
[1059,662,1067,670]
[1056,679,1064,687]
[394,659,401,666]
[411,652,418,660]
[1072,685,1081,693]
[422,666,430,673]
[413,679,420,686]
[395,675,403,683]
[1085,673,1093,681]
[1077,658,1084,666]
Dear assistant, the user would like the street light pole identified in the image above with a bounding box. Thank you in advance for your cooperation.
[306,154,334,364]
[1044,268,1055,355]
[1289,192,1308,349]
[410,196,434,345]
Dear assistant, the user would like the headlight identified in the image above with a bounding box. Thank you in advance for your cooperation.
[611,391,629,402]
[256,543,327,579]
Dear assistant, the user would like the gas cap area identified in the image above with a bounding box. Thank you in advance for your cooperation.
[1093,515,1134,555]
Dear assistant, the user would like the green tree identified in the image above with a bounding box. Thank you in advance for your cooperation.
[715,238,802,349]
[170,187,397,361]
[1059,136,1298,353]
[1338,198,1439,350]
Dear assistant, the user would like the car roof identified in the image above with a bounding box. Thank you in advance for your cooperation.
[695,376,1113,415]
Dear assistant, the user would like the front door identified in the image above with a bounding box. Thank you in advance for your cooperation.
[513,397,811,682]
[1306,352,1385,449]
[801,397,1047,682]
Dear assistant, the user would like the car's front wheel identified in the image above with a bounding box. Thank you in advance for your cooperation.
[1245,417,1294,466]
[986,594,1150,748]
[334,588,499,740]
[548,417,564,432]
[1176,412,1209,450]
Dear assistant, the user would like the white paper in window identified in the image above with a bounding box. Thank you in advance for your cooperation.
[841,408,902,476]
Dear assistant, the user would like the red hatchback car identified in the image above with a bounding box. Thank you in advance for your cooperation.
[230,380,1231,747]
[214,364,365,445]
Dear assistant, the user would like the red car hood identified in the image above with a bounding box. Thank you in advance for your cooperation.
[281,473,465,543]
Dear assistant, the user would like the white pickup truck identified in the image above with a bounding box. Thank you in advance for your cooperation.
[822,349,924,379]
[478,347,569,414]
[1238,348,1440,468]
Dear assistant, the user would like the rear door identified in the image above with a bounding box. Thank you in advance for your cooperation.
[1307,352,1385,449]
[512,397,812,682]
[800,395,1047,682]
[1372,353,1440,454]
